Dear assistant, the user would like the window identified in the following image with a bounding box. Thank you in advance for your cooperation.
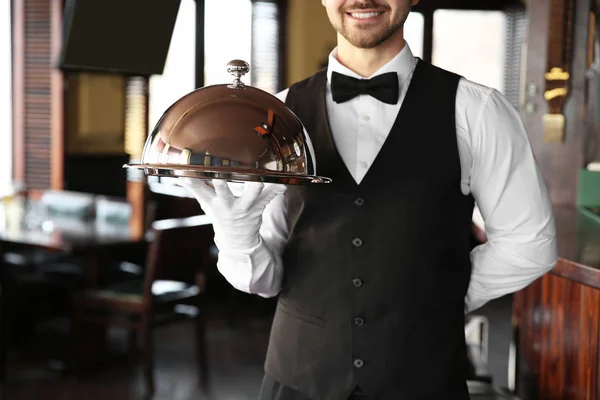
[148,0,196,130]
[133,0,195,186]
[204,0,283,93]
[1,0,11,196]
[432,10,506,93]
[204,0,253,86]
[251,1,281,93]
[404,12,424,59]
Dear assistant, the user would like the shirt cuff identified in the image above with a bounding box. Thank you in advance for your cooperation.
[215,236,281,296]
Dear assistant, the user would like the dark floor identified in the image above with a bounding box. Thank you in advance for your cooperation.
[2,293,514,400]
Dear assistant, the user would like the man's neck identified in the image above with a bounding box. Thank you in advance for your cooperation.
[335,32,406,78]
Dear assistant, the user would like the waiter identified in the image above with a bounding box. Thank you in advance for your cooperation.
[181,0,558,398]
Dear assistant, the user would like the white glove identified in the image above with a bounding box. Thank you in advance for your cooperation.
[178,178,286,253]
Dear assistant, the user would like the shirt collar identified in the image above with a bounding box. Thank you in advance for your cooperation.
[326,41,417,89]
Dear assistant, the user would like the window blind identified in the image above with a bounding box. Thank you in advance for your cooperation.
[251,0,282,94]
[124,76,149,163]
[503,9,527,109]
[21,0,54,190]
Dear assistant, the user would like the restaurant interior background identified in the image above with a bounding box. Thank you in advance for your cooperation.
[1,0,600,399]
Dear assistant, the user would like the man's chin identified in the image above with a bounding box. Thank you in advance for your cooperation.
[345,35,387,49]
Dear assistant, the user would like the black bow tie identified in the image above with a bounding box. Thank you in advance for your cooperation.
[331,71,399,104]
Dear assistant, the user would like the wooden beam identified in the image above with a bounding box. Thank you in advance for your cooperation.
[422,11,433,63]
[278,0,288,93]
[195,0,205,89]
[11,0,24,184]
[127,178,148,239]
[50,0,63,190]
[413,0,524,12]
[126,76,150,237]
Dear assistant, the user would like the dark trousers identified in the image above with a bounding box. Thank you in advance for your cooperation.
[258,374,472,400]
[258,374,368,400]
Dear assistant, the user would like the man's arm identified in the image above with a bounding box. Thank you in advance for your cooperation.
[193,89,295,298]
[214,187,292,298]
[465,87,557,313]
[471,206,487,244]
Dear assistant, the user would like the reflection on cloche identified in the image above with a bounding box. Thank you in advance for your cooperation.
[124,59,331,185]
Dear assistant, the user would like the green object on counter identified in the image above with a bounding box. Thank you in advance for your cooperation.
[577,168,600,207]
[579,206,600,226]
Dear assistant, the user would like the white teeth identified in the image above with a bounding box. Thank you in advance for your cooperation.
[350,12,382,19]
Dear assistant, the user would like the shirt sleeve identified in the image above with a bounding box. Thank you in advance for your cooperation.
[464,87,558,313]
[214,88,294,298]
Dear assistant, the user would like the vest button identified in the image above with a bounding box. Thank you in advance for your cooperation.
[353,358,364,368]
[354,197,365,206]
[352,278,363,288]
[352,238,363,247]
[354,317,365,326]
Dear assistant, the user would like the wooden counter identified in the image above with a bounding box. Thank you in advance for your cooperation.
[513,206,600,400]
[549,206,600,288]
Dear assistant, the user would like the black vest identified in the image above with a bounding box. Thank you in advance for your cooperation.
[264,59,475,400]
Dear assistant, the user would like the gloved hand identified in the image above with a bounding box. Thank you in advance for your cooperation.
[178,178,286,253]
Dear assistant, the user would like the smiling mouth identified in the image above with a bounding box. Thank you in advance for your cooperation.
[347,11,384,19]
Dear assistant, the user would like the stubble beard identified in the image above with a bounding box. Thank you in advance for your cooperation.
[334,2,411,49]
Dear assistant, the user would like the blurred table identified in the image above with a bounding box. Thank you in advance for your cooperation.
[0,216,148,282]
[0,214,149,385]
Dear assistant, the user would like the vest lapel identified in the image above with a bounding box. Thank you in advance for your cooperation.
[354,59,426,187]
[312,72,357,190]
[314,60,427,189]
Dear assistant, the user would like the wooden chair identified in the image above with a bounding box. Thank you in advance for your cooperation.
[71,215,215,395]
[94,195,157,284]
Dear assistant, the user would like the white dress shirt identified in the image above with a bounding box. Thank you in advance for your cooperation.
[214,42,558,313]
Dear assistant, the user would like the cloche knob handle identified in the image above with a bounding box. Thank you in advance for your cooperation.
[227,59,250,89]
